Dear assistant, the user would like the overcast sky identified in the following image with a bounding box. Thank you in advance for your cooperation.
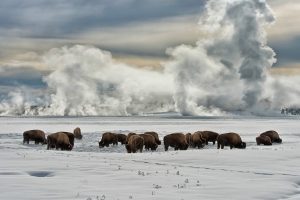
[0,0,299,92]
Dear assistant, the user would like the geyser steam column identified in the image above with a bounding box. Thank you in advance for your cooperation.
[227,0,276,108]
[167,0,277,115]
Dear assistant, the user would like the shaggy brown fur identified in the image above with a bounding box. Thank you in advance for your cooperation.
[73,127,83,139]
[217,132,246,149]
[260,130,282,143]
[126,135,144,153]
[23,130,47,145]
[125,132,137,144]
[117,133,127,145]
[61,132,75,147]
[47,132,72,151]
[163,133,188,151]
[200,131,219,145]
[139,134,158,151]
[191,132,206,149]
[144,131,161,145]
[256,135,272,146]
[185,133,192,147]
[99,132,118,148]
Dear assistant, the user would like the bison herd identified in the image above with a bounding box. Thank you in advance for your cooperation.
[22,128,283,153]
[23,128,82,151]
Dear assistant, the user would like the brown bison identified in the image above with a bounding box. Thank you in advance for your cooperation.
[73,127,83,139]
[126,135,144,153]
[191,132,206,149]
[47,132,72,151]
[23,130,47,145]
[217,133,246,149]
[99,132,118,148]
[163,133,188,151]
[117,133,127,145]
[256,135,272,146]
[139,134,158,151]
[200,131,219,145]
[185,133,192,147]
[260,130,282,143]
[125,132,137,144]
[144,131,161,145]
[61,132,75,147]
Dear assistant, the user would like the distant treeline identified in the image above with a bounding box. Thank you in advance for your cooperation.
[281,108,300,115]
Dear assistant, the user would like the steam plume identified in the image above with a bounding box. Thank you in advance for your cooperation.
[0,0,299,116]
[167,0,277,115]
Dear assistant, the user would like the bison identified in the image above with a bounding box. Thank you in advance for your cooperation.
[23,130,47,145]
[163,133,188,151]
[99,132,118,148]
[117,133,127,145]
[73,127,83,139]
[144,131,161,145]
[200,131,219,145]
[139,134,158,151]
[256,135,272,146]
[61,132,75,147]
[126,135,144,153]
[260,130,282,143]
[125,132,137,144]
[217,132,246,149]
[47,132,72,151]
[191,132,206,149]
[185,133,192,147]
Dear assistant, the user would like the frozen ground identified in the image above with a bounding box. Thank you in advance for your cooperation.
[0,116,300,200]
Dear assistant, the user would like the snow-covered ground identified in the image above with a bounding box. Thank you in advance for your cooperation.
[0,116,300,200]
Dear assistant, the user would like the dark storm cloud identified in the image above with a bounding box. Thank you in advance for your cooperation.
[270,36,300,67]
[0,0,204,38]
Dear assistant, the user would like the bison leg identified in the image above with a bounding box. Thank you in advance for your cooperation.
[221,144,224,149]
[230,145,233,149]
[164,145,169,151]
[213,141,215,145]
[24,138,29,144]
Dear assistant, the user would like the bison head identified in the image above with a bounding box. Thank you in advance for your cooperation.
[98,141,104,148]
[125,144,131,153]
[274,138,282,143]
[236,142,246,149]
